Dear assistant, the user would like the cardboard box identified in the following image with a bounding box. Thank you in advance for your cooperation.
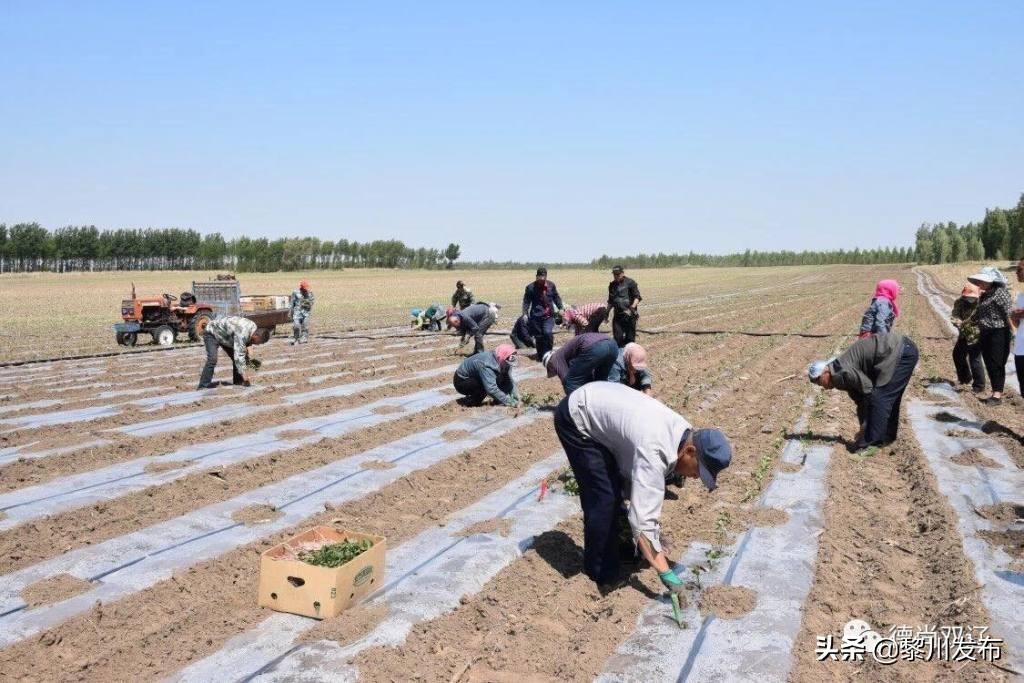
[258,526,386,619]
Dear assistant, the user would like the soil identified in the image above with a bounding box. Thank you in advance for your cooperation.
[973,502,1024,524]
[359,459,396,471]
[230,504,284,526]
[977,530,1023,560]
[950,448,1003,469]
[697,585,757,619]
[441,429,472,442]
[21,573,93,608]
[743,506,789,527]
[298,602,390,645]
[276,429,320,440]
[143,460,188,474]
[371,405,405,415]
[456,518,513,538]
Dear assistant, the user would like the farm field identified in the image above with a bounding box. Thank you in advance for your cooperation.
[0,264,1020,682]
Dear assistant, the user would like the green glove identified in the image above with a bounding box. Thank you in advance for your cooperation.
[659,569,685,594]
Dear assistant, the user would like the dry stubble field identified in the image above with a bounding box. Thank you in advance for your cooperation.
[0,265,1020,682]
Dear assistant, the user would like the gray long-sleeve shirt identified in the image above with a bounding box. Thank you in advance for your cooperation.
[454,352,517,406]
[829,332,909,401]
[568,382,690,552]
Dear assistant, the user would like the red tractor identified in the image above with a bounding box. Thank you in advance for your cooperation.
[114,285,214,347]
[113,277,291,347]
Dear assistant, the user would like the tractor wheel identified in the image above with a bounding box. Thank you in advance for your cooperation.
[153,325,176,346]
[189,312,212,341]
[116,332,138,347]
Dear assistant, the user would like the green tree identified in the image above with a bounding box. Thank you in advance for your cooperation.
[981,208,1010,259]
[444,243,461,269]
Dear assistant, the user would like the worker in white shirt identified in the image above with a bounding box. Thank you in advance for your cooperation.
[553,382,732,591]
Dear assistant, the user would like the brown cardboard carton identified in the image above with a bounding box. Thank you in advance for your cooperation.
[258,526,386,619]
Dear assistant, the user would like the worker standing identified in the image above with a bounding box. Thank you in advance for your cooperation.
[607,342,653,394]
[562,302,608,336]
[197,316,271,389]
[542,332,619,395]
[522,267,563,360]
[452,343,520,406]
[289,280,316,345]
[447,302,496,354]
[808,332,919,452]
[553,382,732,589]
[607,266,642,347]
[451,280,476,310]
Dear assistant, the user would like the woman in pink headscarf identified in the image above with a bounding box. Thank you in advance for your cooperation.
[859,279,901,338]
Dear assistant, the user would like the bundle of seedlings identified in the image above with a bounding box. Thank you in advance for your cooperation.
[298,538,373,568]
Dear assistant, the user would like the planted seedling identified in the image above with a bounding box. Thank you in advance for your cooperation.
[557,469,581,496]
[298,538,372,568]
[247,357,263,371]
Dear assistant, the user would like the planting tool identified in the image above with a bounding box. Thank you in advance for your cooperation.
[669,593,685,628]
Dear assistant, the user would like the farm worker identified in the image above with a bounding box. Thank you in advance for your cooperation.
[412,303,446,331]
[452,343,520,406]
[969,266,1013,405]
[290,280,316,345]
[951,283,984,393]
[542,332,619,395]
[553,382,732,589]
[562,302,608,336]
[451,280,476,310]
[447,302,496,354]
[858,279,900,338]
[607,265,642,347]
[608,342,653,394]
[510,314,535,350]
[522,267,564,360]
[198,316,271,389]
[808,332,919,452]
[1011,259,1024,395]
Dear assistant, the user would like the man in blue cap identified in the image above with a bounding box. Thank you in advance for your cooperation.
[553,382,732,592]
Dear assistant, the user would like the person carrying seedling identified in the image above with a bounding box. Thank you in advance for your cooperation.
[808,331,919,453]
[290,280,316,345]
[447,302,496,354]
[607,342,653,394]
[451,280,476,310]
[858,278,900,338]
[951,283,984,393]
[510,313,536,351]
[452,343,520,407]
[553,381,732,592]
[198,316,271,389]
[607,265,642,347]
[542,332,619,395]
[522,266,564,360]
[562,302,608,336]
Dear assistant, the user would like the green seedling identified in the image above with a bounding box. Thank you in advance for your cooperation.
[298,538,372,568]
[247,357,262,371]
[559,470,580,496]
[689,564,706,589]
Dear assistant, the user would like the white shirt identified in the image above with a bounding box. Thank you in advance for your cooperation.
[568,382,690,552]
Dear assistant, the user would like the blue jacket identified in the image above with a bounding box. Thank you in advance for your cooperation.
[859,298,895,336]
[454,352,517,406]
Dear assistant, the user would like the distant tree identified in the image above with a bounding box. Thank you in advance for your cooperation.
[981,208,1010,259]
[444,242,461,269]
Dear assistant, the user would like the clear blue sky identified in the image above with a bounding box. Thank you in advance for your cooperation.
[1,1,1021,261]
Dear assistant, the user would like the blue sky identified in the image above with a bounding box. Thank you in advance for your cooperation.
[1,1,1021,261]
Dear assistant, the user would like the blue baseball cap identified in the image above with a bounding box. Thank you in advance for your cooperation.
[692,428,732,491]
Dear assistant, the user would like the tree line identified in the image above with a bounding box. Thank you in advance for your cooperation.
[914,194,1024,264]
[0,224,463,273]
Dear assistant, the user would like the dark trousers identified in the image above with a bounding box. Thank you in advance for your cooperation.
[979,327,1010,393]
[563,338,619,394]
[452,372,512,405]
[198,332,244,388]
[530,316,555,358]
[612,310,637,347]
[510,329,534,350]
[1016,355,1024,396]
[554,397,623,585]
[470,313,496,354]
[858,339,919,447]
[953,336,985,391]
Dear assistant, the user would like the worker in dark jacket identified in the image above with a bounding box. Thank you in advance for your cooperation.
[522,267,563,360]
[451,280,476,310]
[607,265,642,347]
[510,314,535,350]
[453,344,520,406]
[543,332,619,394]
[448,302,495,354]
[808,332,919,452]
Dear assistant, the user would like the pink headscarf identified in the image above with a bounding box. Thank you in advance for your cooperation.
[495,343,517,367]
[623,343,648,385]
[874,279,901,318]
